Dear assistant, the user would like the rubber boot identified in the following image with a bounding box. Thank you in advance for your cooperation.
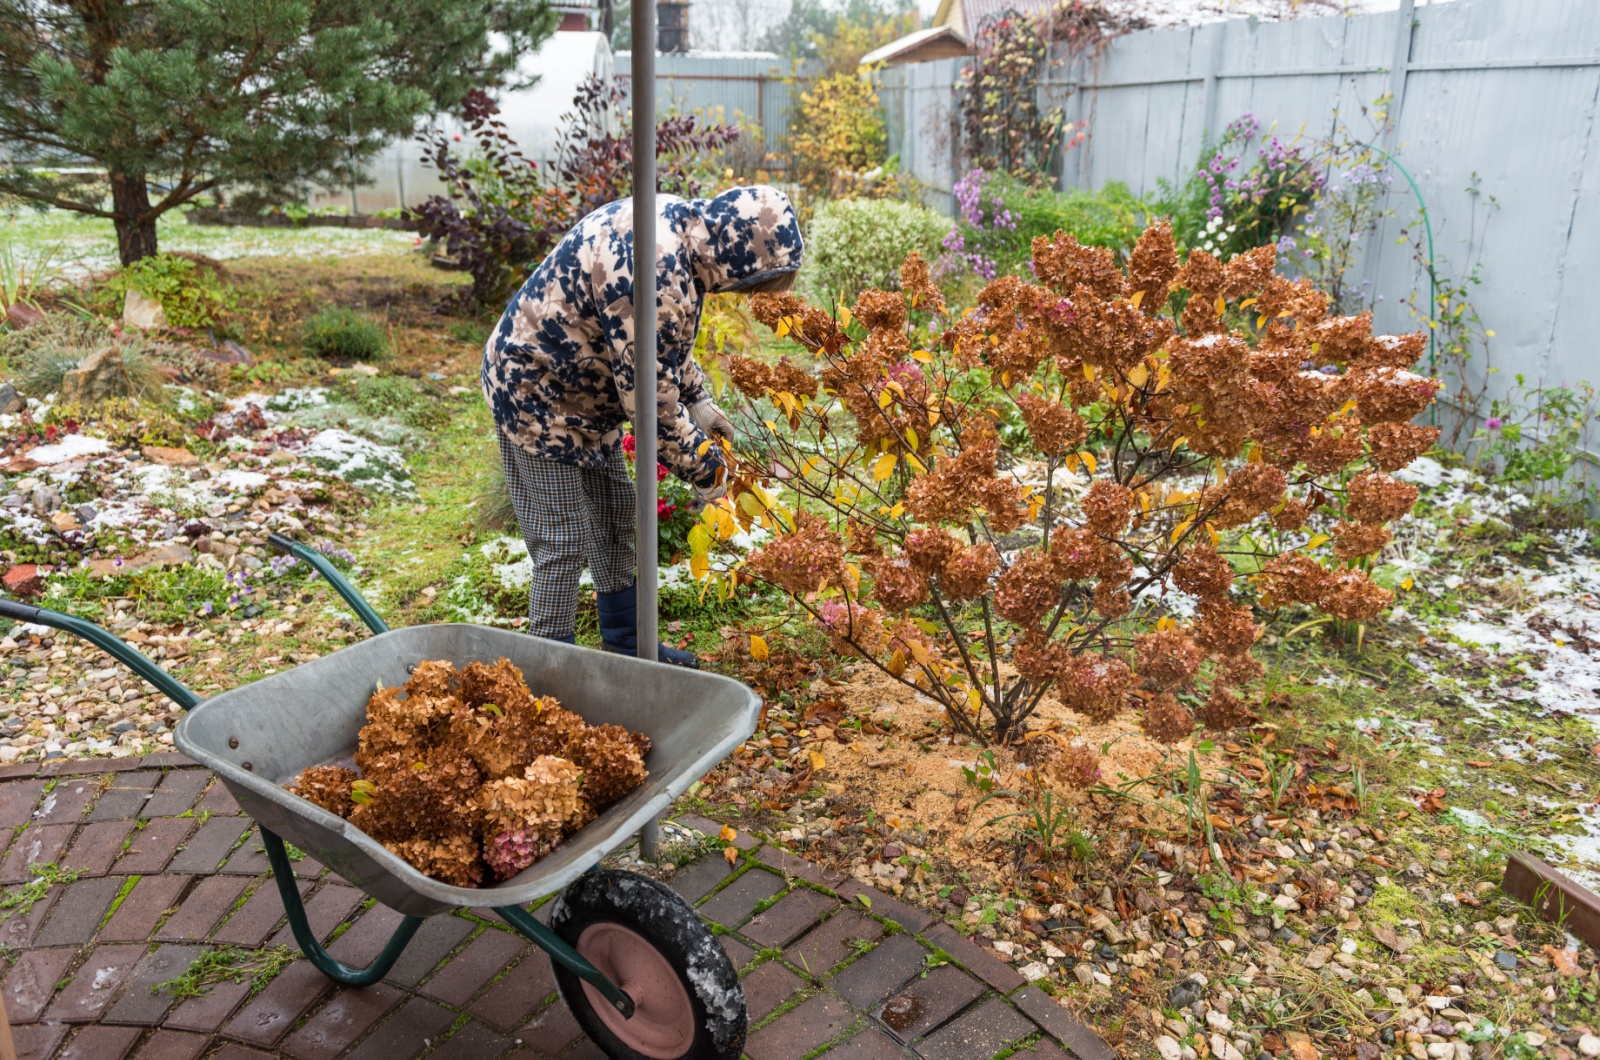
[596,584,699,668]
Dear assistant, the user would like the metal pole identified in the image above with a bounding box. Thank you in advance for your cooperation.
[632,0,661,862]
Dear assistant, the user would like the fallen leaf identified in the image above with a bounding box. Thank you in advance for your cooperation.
[719,824,737,843]
[1466,761,1494,768]
[1543,945,1580,976]
[1370,922,1409,953]
[722,845,738,865]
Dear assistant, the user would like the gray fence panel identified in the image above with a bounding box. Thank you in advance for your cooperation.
[618,54,818,162]
[881,0,1600,419]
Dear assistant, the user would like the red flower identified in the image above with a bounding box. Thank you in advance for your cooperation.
[656,462,668,482]
[621,433,636,457]
[657,500,677,520]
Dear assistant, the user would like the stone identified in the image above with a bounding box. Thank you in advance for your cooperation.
[2,564,43,599]
[0,382,23,414]
[58,346,130,405]
[142,446,199,467]
[1427,1044,1455,1058]
[1577,1035,1600,1058]
[1207,1009,1235,1033]
[1169,978,1204,1009]
[201,341,254,366]
[122,289,169,329]
[1157,1036,1184,1060]
[88,543,194,578]
[6,302,44,330]
[50,509,80,532]
[1493,950,1517,970]
[1304,946,1332,970]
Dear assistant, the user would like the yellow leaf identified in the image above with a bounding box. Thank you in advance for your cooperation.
[838,304,853,329]
[808,749,827,771]
[763,419,777,431]
[905,452,927,475]
[873,452,898,483]
[1129,289,1145,309]
[1338,399,1359,417]
[1306,533,1331,549]
[1079,450,1098,475]
[1139,490,1151,513]
[1062,452,1080,474]
[887,649,907,677]
[1206,522,1220,546]
[912,348,933,363]
[966,688,982,712]
[750,634,769,661]
[878,388,893,410]
[888,502,905,518]
[906,427,919,452]
[1083,364,1096,382]
[697,438,712,456]
[723,845,739,865]
[718,824,737,843]
[907,639,931,666]
[738,492,764,518]
[1257,314,1268,329]
[1157,615,1175,632]
[687,524,712,556]
[1239,297,1258,309]
[1214,296,1226,317]
[689,551,710,581]
[1171,518,1194,544]
[1400,576,1414,591]
[1126,363,1149,389]
[776,318,791,337]
[1486,329,1496,338]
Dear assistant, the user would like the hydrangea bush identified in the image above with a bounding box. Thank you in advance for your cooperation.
[690,225,1440,747]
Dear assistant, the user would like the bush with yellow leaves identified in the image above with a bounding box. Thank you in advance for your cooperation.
[682,229,1439,747]
[286,658,648,887]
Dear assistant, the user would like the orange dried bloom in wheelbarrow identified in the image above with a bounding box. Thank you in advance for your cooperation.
[287,656,651,887]
[287,765,359,818]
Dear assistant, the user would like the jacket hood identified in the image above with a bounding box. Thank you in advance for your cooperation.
[696,185,804,293]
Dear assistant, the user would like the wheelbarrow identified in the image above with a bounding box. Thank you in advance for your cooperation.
[0,533,759,1060]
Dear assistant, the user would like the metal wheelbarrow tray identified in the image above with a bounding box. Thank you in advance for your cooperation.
[181,621,756,917]
[0,534,760,1060]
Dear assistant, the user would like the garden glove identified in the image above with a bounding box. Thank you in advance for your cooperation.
[688,399,736,443]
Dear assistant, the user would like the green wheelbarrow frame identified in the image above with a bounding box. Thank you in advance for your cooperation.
[0,534,762,1021]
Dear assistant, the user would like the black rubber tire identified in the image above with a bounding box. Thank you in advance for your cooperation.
[550,869,746,1060]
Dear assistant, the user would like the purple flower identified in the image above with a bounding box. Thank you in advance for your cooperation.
[1486,417,1504,431]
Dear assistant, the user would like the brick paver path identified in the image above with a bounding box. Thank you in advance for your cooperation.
[0,758,1114,1060]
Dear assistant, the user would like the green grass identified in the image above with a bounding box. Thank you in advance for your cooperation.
[0,863,82,921]
[153,945,300,999]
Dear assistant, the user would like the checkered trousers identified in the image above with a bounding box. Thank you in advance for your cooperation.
[497,431,636,638]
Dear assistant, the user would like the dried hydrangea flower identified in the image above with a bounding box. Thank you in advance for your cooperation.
[1172,545,1235,599]
[1193,600,1261,657]
[1332,520,1393,562]
[994,550,1061,627]
[872,556,930,613]
[385,834,483,888]
[1081,480,1134,536]
[287,765,359,819]
[1141,693,1195,745]
[1059,653,1132,723]
[1317,570,1393,622]
[1367,422,1439,472]
[1196,686,1251,731]
[1345,472,1419,524]
[939,543,999,601]
[1135,629,1202,691]
[1015,393,1087,458]
[1256,553,1330,607]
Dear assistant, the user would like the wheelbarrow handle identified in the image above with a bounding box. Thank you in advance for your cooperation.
[0,597,201,711]
[266,533,389,636]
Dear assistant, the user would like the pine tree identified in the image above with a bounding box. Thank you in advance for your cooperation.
[0,0,557,263]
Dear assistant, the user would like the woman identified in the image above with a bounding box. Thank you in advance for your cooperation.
[483,184,802,667]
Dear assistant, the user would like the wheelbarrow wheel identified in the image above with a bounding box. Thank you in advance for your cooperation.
[550,869,745,1060]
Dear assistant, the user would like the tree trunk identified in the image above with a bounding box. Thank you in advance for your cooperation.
[110,172,159,265]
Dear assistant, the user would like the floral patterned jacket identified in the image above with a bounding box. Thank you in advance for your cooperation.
[483,185,803,488]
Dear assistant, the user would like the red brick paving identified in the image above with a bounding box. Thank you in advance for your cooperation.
[0,763,1112,1059]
